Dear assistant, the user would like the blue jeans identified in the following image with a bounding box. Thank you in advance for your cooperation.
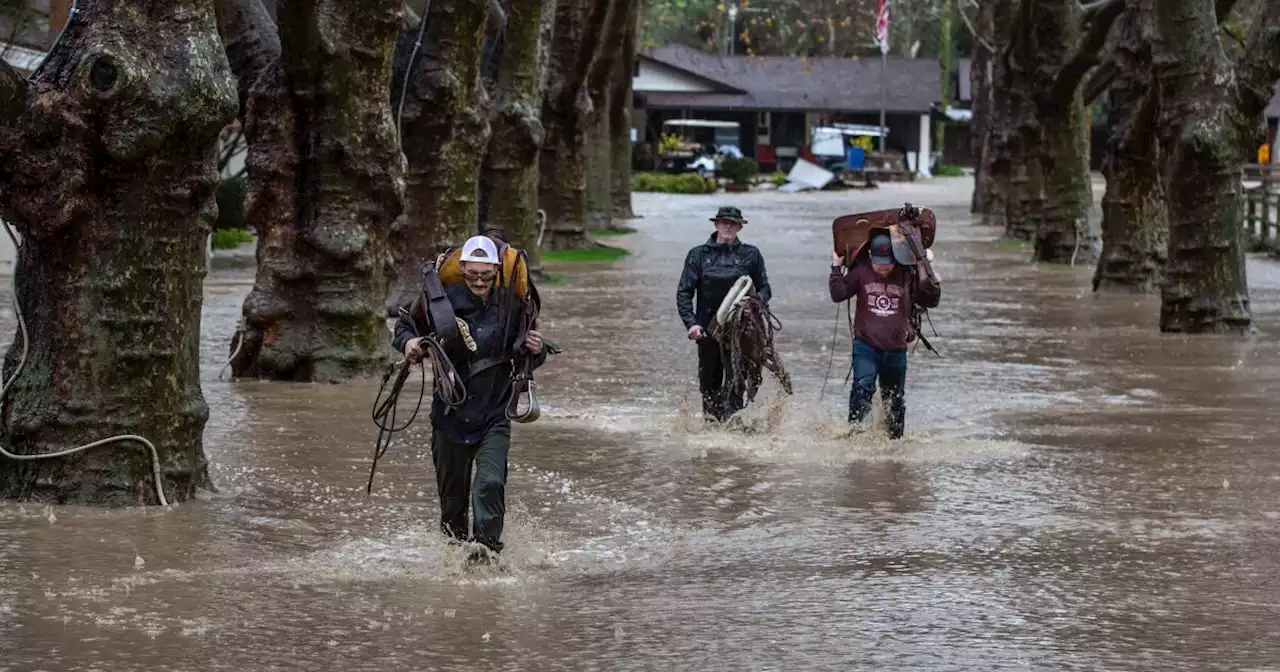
[849,339,908,440]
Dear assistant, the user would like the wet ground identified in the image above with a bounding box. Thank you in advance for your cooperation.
[3,177,1280,670]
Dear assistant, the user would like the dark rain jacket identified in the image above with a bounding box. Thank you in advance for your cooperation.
[392,283,547,445]
[676,234,772,330]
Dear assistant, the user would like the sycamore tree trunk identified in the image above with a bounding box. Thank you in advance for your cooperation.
[1152,0,1280,332]
[1002,0,1042,243]
[981,0,1017,231]
[481,0,557,266]
[539,0,615,249]
[1006,146,1045,241]
[0,0,236,505]
[585,0,637,230]
[385,0,491,313]
[1035,96,1097,263]
[1094,1,1168,291]
[227,0,406,382]
[1092,0,1239,291]
[1025,0,1121,264]
[609,0,638,222]
[584,104,612,229]
[969,0,994,215]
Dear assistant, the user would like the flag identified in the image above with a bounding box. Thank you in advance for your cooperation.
[876,0,889,54]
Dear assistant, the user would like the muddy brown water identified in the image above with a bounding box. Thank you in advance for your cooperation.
[3,178,1280,671]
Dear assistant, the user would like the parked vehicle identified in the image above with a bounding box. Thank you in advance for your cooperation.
[657,119,743,178]
[810,124,887,174]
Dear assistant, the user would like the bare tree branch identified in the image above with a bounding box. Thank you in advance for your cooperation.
[213,0,281,117]
[1233,0,1280,120]
[1082,59,1116,102]
[560,0,615,111]
[1051,0,1124,103]
[958,0,998,53]
[488,0,508,32]
[1086,0,1237,106]
[587,0,633,102]
[1214,0,1239,21]
[0,56,25,123]
[1078,0,1118,19]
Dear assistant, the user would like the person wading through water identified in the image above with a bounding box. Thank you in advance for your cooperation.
[676,206,773,422]
[392,233,549,563]
[830,230,941,439]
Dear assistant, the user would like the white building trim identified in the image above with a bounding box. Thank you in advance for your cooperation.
[2,43,47,74]
[633,59,719,94]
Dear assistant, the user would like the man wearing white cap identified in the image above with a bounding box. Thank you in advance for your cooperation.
[392,233,547,561]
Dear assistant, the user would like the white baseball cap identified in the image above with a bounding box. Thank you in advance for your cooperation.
[459,235,500,264]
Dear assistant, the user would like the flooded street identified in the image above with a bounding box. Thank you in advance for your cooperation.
[4,177,1280,670]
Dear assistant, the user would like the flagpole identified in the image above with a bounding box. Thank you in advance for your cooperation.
[879,48,887,153]
[876,0,889,153]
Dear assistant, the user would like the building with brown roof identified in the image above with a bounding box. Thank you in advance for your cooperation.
[634,45,943,175]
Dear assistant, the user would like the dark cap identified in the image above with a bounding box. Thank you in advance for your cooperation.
[710,206,746,224]
[869,232,894,265]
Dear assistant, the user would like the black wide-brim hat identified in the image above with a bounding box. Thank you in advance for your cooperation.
[710,205,747,224]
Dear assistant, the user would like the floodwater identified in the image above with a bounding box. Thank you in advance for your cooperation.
[4,177,1280,671]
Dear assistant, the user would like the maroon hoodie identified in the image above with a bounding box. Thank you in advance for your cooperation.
[829,257,941,351]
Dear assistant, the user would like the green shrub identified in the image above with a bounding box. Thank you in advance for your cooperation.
[632,172,661,191]
[673,173,715,193]
[769,172,788,186]
[934,163,965,177]
[631,172,717,194]
[718,157,760,185]
[212,228,255,250]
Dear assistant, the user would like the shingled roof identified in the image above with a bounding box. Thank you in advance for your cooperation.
[640,44,941,114]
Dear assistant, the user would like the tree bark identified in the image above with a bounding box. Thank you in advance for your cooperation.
[1000,0,1042,241]
[385,0,492,313]
[969,0,993,215]
[214,0,280,114]
[1093,1,1168,292]
[0,0,237,505]
[609,0,638,222]
[228,0,406,381]
[584,105,612,229]
[1152,0,1280,332]
[978,0,1015,230]
[1034,94,1098,263]
[539,0,616,250]
[480,0,557,265]
[585,0,635,231]
[1025,0,1122,264]
[1006,150,1045,241]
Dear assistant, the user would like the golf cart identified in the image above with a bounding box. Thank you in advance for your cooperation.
[657,119,743,178]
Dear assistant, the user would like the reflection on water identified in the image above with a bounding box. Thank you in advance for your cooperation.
[3,179,1280,670]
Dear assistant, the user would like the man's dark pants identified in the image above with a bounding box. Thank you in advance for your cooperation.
[431,424,510,552]
[849,339,908,440]
[698,337,744,422]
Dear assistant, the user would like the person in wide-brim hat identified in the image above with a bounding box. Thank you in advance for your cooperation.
[676,206,772,422]
[709,206,748,225]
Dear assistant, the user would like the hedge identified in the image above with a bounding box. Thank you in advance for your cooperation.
[632,172,717,194]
